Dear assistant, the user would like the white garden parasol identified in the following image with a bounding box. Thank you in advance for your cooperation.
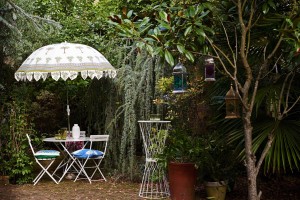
[14,42,117,132]
[15,42,116,81]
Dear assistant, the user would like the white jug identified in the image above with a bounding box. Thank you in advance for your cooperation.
[72,124,80,139]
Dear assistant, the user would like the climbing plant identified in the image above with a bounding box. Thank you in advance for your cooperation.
[7,100,34,184]
[0,82,41,184]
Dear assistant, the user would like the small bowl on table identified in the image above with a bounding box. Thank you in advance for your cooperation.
[55,134,61,140]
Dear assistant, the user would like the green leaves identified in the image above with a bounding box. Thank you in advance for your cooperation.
[153,46,164,57]
[157,20,171,30]
[262,3,270,14]
[109,2,215,66]
[285,18,293,27]
[265,120,300,173]
[146,44,154,56]
[195,27,206,37]
[267,0,276,10]
[176,44,185,54]
[164,49,174,66]
[185,50,194,62]
[184,25,193,36]
[262,0,276,14]
[137,17,151,28]
[159,11,169,22]
[127,10,133,18]
[228,118,300,174]
[199,10,210,19]
[186,6,196,17]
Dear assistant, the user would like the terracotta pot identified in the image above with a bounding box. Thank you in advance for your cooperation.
[168,162,196,200]
[205,181,227,200]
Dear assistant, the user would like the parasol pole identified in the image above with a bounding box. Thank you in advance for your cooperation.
[66,83,71,135]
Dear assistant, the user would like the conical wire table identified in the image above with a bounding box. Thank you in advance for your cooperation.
[138,120,171,199]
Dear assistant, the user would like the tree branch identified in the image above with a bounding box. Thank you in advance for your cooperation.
[285,96,300,115]
[284,72,295,112]
[238,0,252,108]
[266,36,284,61]
[206,37,244,88]
[206,36,248,108]
[256,133,274,175]
[282,72,300,116]
[219,19,236,66]
[261,55,282,79]
[250,33,284,113]
[7,0,60,30]
[277,72,292,119]
[206,40,234,77]
[247,1,255,29]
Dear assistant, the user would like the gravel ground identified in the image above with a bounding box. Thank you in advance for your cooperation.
[0,179,142,200]
[0,175,299,200]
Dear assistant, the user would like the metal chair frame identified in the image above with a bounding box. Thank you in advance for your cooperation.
[71,135,109,183]
[26,134,59,185]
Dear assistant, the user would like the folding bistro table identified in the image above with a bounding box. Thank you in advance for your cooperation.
[138,120,171,199]
[43,136,90,183]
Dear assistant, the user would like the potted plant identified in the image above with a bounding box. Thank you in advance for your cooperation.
[153,74,211,199]
[158,128,202,200]
[199,132,238,200]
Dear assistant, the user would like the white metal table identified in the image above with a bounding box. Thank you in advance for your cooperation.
[43,137,90,183]
[138,120,171,199]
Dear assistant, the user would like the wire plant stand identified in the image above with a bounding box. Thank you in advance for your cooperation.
[138,120,171,199]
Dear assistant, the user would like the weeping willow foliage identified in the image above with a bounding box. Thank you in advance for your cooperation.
[85,39,167,179]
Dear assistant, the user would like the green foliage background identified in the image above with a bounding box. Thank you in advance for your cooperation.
[1,0,300,184]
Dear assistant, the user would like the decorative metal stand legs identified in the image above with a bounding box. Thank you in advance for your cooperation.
[138,120,171,199]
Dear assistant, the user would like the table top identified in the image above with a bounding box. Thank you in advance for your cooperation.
[43,137,91,142]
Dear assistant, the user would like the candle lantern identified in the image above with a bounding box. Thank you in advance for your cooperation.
[173,62,187,93]
[225,84,240,119]
[204,57,215,81]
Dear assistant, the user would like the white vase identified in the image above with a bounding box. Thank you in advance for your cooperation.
[72,124,80,139]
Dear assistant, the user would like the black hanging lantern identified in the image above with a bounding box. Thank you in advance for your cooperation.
[204,57,215,81]
[173,62,187,93]
[225,84,240,119]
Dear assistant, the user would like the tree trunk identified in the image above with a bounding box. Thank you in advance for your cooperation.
[243,113,259,200]
[247,163,258,200]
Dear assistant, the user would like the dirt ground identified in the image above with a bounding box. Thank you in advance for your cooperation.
[0,175,300,200]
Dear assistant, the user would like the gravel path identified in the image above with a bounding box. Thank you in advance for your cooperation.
[0,175,300,200]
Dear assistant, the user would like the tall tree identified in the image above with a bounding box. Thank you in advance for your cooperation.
[109,0,300,199]
[0,0,59,83]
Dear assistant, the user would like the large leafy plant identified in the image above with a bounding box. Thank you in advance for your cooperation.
[109,1,214,66]
[162,129,202,164]
[199,132,239,182]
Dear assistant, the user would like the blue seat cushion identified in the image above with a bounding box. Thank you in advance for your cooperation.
[72,149,103,159]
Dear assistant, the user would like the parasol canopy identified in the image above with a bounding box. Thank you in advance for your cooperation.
[15,42,117,81]
[14,42,117,134]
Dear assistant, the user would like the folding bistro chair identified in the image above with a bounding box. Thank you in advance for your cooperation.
[26,134,60,185]
[71,135,109,183]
